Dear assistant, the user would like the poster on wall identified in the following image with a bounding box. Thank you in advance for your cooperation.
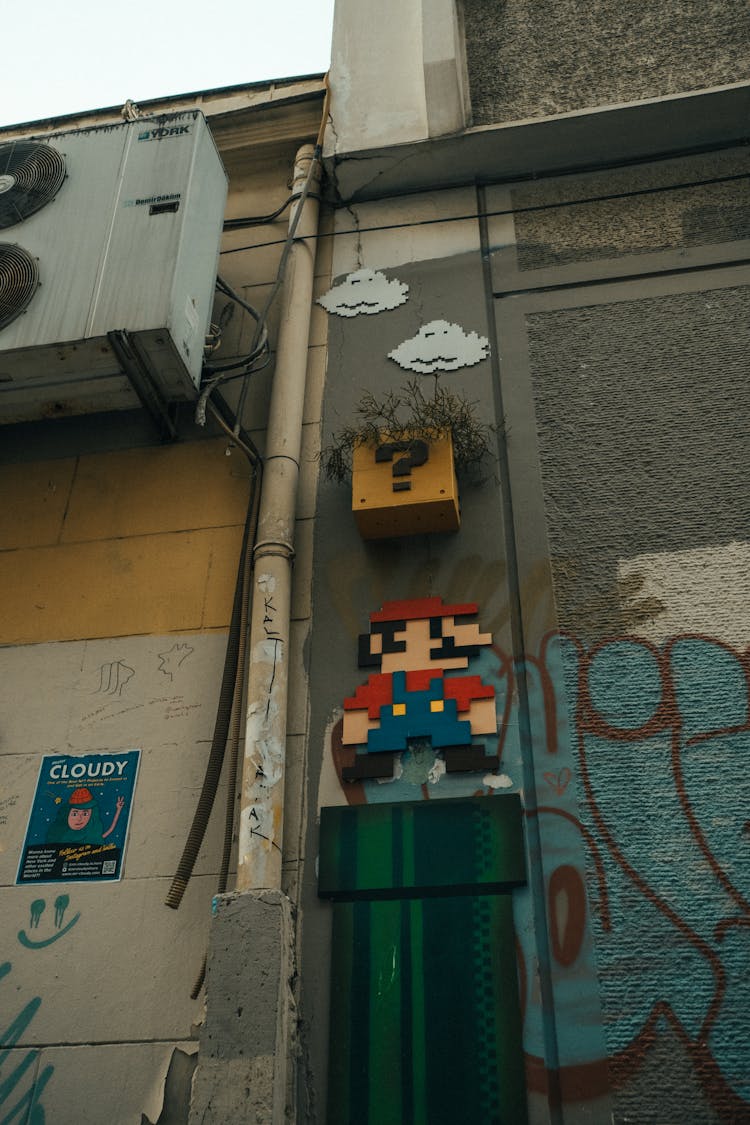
[16,750,140,885]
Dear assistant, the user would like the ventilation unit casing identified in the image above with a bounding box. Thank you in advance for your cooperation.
[0,111,228,425]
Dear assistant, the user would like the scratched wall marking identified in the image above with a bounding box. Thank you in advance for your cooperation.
[92,660,134,697]
[0,794,19,829]
[157,643,195,681]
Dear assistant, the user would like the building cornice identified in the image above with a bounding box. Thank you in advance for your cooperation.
[327,81,750,202]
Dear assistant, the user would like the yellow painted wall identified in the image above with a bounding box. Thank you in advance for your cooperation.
[0,438,252,646]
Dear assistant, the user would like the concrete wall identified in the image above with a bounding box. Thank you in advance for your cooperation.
[327,0,469,157]
[300,144,750,1123]
[463,0,750,124]
[0,84,329,1125]
[0,437,249,1122]
[495,148,750,1123]
[495,149,750,1125]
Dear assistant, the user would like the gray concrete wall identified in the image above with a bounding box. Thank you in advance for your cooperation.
[493,147,750,1124]
[508,146,750,272]
[300,146,750,1123]
[463,0,750,124]
[299,190,606,1125]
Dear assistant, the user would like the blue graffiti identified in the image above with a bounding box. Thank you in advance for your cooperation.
[0,961,53,1124]
[18,897,80,950]
[335,629,750,1114]
[28,902,44,930]
[523,631,750,1108]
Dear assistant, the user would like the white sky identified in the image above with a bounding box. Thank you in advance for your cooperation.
[3,0,335,128]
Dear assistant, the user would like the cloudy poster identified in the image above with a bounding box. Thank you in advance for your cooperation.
[17,751,140,885]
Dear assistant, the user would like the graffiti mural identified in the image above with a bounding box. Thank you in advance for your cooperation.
[0,961,53,1123]
[546,631,750,1120]
[329,626,750,1120]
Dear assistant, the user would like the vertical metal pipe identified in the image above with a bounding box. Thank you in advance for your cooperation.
[236,145,320,892]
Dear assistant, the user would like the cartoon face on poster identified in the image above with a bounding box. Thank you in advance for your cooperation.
[16,750,140,885]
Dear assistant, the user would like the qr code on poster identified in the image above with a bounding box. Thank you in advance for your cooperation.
[102,860,117,875]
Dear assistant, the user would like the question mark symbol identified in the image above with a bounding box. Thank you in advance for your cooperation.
[375,439,429,491]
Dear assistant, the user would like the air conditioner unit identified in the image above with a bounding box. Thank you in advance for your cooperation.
[0,110,228,428]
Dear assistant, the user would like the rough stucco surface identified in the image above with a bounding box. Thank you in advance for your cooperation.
[189,891,296,1125]
[509,148,750,270]
[526,282,750,1122]
[463,0,750,124]
[527,285,750,638]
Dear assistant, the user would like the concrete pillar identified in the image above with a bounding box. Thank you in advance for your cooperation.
[422,0,471,136]
[189,891,296,1124]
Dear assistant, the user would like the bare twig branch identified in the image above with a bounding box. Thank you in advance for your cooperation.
[321,379,493,483]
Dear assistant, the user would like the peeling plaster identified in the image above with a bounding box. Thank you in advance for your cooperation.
[483,772,513,790]
[618,542,750,647]
[252,638,286,665]
[257,573,276,594]
[428,757,447,784]
[141,1047,197,1125]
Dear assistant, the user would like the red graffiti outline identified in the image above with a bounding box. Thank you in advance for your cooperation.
[328,626,750,1117]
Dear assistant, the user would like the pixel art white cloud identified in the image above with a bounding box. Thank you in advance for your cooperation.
[388,320,490,373]
[317,269,409,317]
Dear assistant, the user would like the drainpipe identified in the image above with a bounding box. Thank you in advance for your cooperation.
[236,145,321,892]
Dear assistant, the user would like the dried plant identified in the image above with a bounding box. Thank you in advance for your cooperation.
[322,379,493,482]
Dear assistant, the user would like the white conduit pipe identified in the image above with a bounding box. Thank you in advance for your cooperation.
[236,145,321,891]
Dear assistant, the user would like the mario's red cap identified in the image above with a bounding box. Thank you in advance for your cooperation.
[370,597,478,623]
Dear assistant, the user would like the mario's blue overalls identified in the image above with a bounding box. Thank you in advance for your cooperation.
[365,671,472,754]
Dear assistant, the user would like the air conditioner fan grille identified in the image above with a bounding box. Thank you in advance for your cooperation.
[0,142,66,229]
[0,243,39,330]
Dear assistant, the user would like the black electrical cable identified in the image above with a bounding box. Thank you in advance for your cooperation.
[187,425,261,999]
[194,280,271,424]
[222,190,322,231]
[198,74,331,430]
[202,276,269,376]
[216,471,259,899]
[206,350,272,385]
[164,418,261,912]
[164,507,251,910]
[218,169,750,257]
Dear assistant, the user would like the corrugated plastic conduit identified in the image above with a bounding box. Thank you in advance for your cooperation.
[165,73,329,913]
[165,72,330,913]
[164,430,259,911]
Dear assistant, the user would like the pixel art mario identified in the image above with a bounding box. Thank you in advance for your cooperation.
[341,596,500,781]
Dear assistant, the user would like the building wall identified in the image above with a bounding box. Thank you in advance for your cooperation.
[300,143,750,1123]
[463,0,750,124]
[0,437,250,1122]
[302,187,533,1122]
[0,82,328,1125]
[494,146,750,1124]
